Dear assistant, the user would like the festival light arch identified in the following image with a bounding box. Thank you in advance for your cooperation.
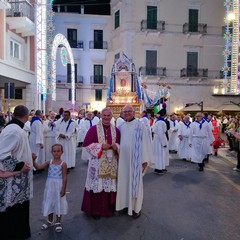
[36,1,76,111]
[50,33,75,105]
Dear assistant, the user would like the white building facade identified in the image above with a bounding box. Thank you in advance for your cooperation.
[110,0,237,113]
[52,10,111,113]
[52,0,239,114]
[1,0,236,115]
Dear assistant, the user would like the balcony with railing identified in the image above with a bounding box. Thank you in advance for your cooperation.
[139,67,166,77]
[0,0,11,9]
[180,68,208,78]
[68,40,84,49]
[141,20,165,33]
[56,75,84,88]
[89,41,108,50]
[90,76,107,85]
[183,23,207,35]
[6,0,34,36]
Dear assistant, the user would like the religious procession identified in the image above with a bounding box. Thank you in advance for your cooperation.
[0,53,240,240]
[0,102,240,239]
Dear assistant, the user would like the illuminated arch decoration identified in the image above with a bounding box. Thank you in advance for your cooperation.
[50,33,75,105]
[36,0,48,102]
[231,0,239,93]
[36,0,55,107]
[223,0,233,93]
[223,0,240,93]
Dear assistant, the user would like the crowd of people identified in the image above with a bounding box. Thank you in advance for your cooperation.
[0,104,239,239]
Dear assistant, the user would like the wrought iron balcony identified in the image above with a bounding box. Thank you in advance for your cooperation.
[57,75,84,84]
[6,1,34,36]
[68,40,84,49]
[141,20,165,32]
[139,67,166,77]
[90,76,107,85]
[6,0,34,22]
[180,68,208,78]
[89,41,108,50]
[183,23,207,35]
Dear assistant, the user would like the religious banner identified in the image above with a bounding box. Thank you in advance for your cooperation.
[115,70,131,93]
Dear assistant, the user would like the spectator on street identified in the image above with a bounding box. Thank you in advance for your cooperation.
[0,111,6,132]
[33,144,68,233]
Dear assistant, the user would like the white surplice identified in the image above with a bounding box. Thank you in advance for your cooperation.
[189,120,214,163]
[55,119,77,168]
[116,119,154,216]
[76,118,85,143]
[177,121,192,160]
[43,119,57,160]
[168,119,179,151]
[151,119,169,170]
[0,123,33,211]
[140,116,152,142]
[81,119,94,143]
[29,119,45,164]
[92,116,100,125]
[116,116,125,128]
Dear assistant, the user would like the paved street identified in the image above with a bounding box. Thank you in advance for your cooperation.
[29,146,240,240]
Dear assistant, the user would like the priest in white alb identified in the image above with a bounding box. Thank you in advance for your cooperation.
[189,112,214,171]
[29,110,44,165]
[43,111,57,160]
[177,115,192,161]
[55,110,77,170]
[116,105,154,218]
[151,108,169,175]
[169,114,179,153]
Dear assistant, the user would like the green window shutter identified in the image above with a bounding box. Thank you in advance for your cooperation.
[95,89,102,101]
[187,52,198,76]
[94,65,103,84]
[94,30,103,49]
[188,9,198,32]
[147,6,157,29]
[115,10,120,29]
[146,50,157,75]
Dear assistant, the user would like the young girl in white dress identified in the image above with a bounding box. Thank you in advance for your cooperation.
[33,143,68,233]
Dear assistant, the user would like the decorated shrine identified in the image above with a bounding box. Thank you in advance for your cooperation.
[106,53,142,118]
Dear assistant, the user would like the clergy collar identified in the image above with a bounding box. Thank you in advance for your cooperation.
[6,118,24,129]
[126,117,135,122]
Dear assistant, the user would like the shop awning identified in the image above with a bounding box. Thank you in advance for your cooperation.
[220,104,240,112]
[180,104,219,112]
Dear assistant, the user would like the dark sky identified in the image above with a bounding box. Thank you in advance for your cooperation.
[53,0,111,15]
